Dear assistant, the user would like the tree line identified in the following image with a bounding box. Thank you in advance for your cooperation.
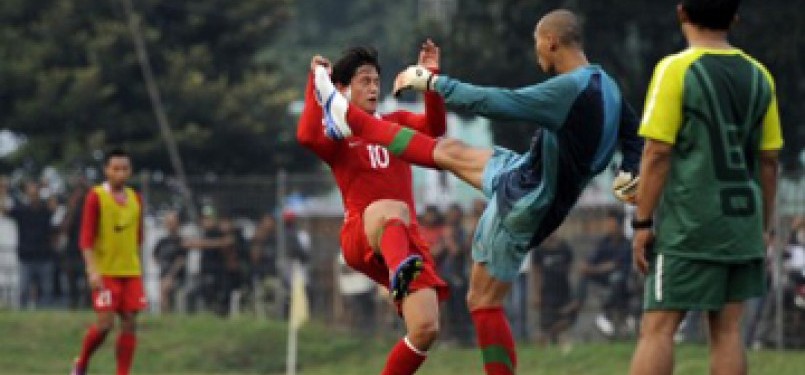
[1,0,802,176]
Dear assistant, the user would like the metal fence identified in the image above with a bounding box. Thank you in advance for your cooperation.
[1,170,803,349]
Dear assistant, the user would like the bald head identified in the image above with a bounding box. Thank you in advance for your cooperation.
[536,9,583,48]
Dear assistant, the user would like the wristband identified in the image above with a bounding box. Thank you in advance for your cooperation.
[631,217,653,230]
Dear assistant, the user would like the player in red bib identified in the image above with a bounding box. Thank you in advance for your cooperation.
[71,149,145,375]
[297,41,449,374]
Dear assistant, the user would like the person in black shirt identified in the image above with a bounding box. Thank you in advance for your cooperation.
[250,214,280,316]
[573,209,632,337]
[153,211,187,312]
[218,215,246,315]
[250,214,278,280]
[437,204,472,346]
[186,210,235,316]
[3,181,56,308]
[531,233,575,345]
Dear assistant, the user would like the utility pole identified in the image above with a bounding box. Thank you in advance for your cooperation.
[121,0,198,220]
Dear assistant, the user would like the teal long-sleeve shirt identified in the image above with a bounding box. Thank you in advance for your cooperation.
[432,65,643,174]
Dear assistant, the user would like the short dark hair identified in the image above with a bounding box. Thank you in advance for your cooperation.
[681,0,741,30]
[104,148,130,165]
[331,46,380,86]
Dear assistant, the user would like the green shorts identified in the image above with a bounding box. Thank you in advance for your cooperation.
[643,253,766,311]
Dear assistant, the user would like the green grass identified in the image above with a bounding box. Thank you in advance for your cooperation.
[0,311,365,374]
[0,311,803,374]
[302,341,805,375]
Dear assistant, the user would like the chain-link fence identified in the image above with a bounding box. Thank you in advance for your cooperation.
[1,170,803,348]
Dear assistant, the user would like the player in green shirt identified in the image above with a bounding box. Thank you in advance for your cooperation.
[629,1,783,374]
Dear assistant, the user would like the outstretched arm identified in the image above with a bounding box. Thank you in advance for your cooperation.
[296,56,338,161]
[431,74,577,131]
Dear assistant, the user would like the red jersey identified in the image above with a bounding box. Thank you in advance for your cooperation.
[296,71,446,230]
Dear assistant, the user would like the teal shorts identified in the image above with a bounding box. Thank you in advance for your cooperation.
[471,147,547,282]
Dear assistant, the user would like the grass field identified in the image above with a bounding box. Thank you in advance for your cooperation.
[0,311,803,374]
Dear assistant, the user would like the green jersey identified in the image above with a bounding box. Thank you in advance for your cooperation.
[639,47,783,262]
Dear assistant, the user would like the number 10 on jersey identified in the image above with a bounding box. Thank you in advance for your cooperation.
[367,145,390,169]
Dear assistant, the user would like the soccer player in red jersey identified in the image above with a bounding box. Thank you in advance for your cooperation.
[314,10,644,374]
[71,149,145,375]
[297,41,449,374]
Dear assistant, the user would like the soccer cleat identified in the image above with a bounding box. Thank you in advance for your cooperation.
[313,66,352,140]
[390,255,424,301]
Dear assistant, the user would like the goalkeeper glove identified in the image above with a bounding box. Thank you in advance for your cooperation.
[392,65,437,97]
[612,170,639,204]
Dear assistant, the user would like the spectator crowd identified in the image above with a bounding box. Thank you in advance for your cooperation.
[1,174,804,348]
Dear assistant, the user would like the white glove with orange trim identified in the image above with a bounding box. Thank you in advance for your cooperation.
[612,170,639,204]
[392,65,437,97]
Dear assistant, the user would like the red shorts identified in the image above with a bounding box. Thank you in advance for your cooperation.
[92,276,147,313]
[340,218,449,304]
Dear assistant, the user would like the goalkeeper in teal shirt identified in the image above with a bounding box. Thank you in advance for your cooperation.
[313,9,642,375]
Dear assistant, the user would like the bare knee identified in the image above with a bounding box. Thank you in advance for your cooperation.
[96,313,115,332]
[708,318,742,347]
[402,289,440,350]
[363,200,411,247]
[709,327,742,348]
[119,314,138,333]
[408,318,440,349]
[466,264,509,311]
[364,200,411,225]
[433,138,490,190]
[638,311,684,340]
[708,305,744,344]
[466,287,500,311]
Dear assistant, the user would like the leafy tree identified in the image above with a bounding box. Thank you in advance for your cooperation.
[0,0,299,174]
[2,0,802,175]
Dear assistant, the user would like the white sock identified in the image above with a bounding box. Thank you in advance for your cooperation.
[313,66,336,103]
[313,66,350,135]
